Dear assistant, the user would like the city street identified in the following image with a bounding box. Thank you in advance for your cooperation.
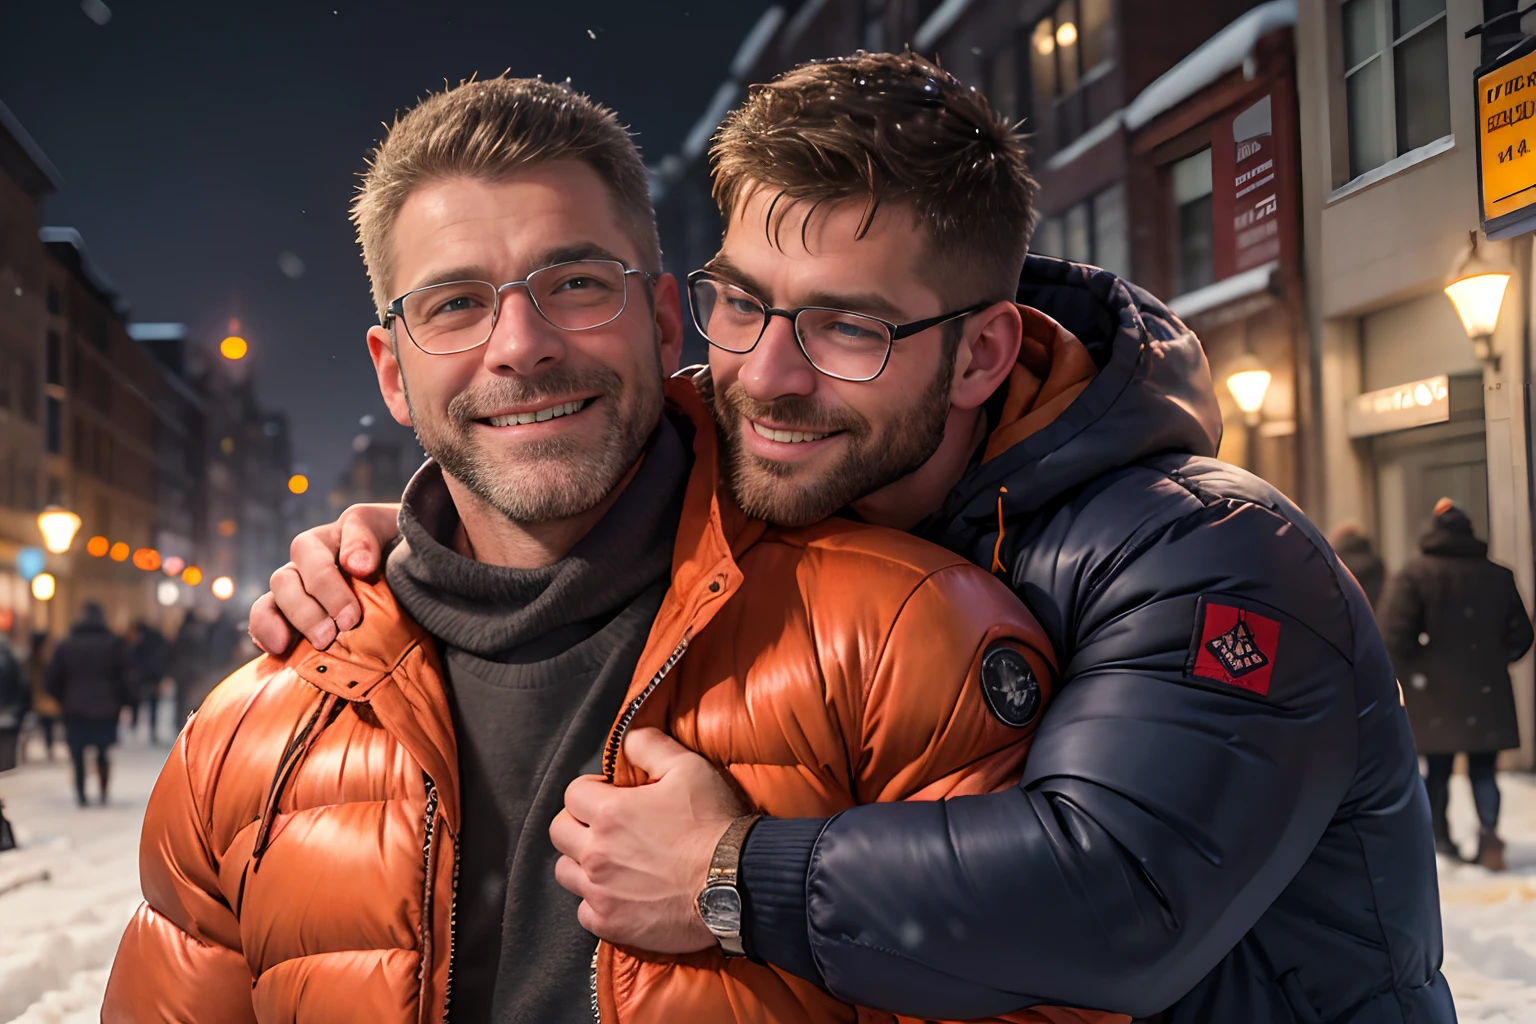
[0,729,1534,1022]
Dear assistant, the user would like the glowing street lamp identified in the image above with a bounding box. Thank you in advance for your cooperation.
[31,572,56,601]
[211,576,235,601]
[1225,354,1273,427]
[36,506,82,554]
[1444,231,1512,365]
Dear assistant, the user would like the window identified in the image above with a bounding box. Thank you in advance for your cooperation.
[1172,148,1215,295]
[46,331,62,385]
[45,398,62,455]
[1341,0,1450,179]
[1029,0,1116,150]
[1031,182,1131,278]
[17,356,35,422]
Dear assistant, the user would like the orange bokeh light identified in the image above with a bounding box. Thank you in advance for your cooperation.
[220,336,248,360]
[287,474,309,495]
[108,541,130,562]
[86,535,110,557]
[217,519,238,537]
[132,548,162,572]
[181,566,203,586]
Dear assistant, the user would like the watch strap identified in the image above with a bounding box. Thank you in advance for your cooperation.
[707,813,762,885]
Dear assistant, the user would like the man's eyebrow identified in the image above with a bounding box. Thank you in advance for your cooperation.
[703,255,910,322]
[406,266,488,292]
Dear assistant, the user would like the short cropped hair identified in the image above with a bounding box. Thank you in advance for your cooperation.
[351,76,660,317]
[711,51,1036,307]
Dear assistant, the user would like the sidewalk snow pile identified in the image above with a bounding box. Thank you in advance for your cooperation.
[2,733,1535,1021]
[0,737,164,1024]
[1438,770,1536,1023]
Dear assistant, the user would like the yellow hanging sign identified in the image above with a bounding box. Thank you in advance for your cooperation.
[1479,48,1536,224]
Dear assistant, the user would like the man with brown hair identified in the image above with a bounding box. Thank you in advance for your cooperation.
[104,73,1112,1024]
[259,51,1451,1024]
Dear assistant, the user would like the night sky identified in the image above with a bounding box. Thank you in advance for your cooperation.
[0,0,772,497]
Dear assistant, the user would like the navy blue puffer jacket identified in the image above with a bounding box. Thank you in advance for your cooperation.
[740,257,1453,1024]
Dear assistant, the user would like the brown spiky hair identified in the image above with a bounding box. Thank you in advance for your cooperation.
[711,51,1037,308]
[351,75,660,318]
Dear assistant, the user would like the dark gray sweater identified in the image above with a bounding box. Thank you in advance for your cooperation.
[386,420,687,1024]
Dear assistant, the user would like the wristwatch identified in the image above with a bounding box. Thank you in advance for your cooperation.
[696,814,762,956]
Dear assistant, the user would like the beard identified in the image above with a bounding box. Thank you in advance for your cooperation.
[404,351,663,524]
[709,363,953,527]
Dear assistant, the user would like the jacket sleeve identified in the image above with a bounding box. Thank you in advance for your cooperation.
[742,501,1361,1019]
[102,717,259,1023]
[1503,572,1534,664]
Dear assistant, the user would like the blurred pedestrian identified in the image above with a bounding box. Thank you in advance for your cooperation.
[26,630,60,759]
[0,631,25,773]
[1329,519,1386,611]
[126,619,170,743]
[167,612,209,723]
[1383,498,1534,869]
[45,602,134,807]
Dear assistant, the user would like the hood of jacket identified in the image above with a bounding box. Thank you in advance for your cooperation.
[1420,506,1488,557]
[938,255,1223,539]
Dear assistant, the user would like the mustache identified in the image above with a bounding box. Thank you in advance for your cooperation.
[446,367,623,423]
[715,381,867,436]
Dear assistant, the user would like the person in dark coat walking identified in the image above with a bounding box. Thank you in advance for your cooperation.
[1330,520,1387,611]
[45,602,134,806]
[125,620,169,743]
[1383,498,1534,869]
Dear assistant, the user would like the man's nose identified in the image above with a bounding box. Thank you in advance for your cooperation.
[482,286,564,375]
[739,314,817,402]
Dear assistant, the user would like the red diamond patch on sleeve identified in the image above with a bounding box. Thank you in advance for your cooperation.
[1188,599,1281,696]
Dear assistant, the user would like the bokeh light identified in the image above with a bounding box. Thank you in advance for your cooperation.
[132,548,162,571]
[211,576,235,601]
[220,335,248,360]
[217,519,238,537]
[288,474,309,495]
[86,535,110,557]
[109,541,130,562]
[31,573,56,601]
[162,555,186,577]
[182,566,203,586]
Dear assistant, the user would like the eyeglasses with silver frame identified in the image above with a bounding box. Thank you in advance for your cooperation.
[384,259,657,355]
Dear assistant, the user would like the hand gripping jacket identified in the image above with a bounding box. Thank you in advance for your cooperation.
[741,257,1454,1024]
[102,377,1122,1024]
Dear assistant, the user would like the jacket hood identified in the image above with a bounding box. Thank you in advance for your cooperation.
[939,256,1223,537]
[1420,507,1487,557]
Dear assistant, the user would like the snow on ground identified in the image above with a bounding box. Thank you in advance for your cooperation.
[2,726,1535,1021]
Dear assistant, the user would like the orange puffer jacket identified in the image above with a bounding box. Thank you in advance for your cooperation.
[104,379,1124,1024]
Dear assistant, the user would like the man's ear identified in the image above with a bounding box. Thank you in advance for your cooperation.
[652,273,685,376]
[367,325,414,427]
[950,300,1022,411]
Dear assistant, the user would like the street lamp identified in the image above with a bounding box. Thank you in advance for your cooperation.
[1444,230,1511,366]
[36,506,82,554]
[1225,353,1273,428]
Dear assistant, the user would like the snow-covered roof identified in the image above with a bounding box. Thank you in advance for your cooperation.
[0,100,63,191]
[914,0,976,51]
[127,322,188,342]
[1168,260,1278,319]
[1125,0,1297,131]
[1045,110,1126,172]
[40,226,123,310]
[730,5,786,80]
[682,81,740,162]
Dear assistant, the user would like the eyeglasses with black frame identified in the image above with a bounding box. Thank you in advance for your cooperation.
[686,269,987,383]
[384,259,657,355]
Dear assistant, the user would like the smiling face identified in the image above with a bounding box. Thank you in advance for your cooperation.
[366,160,680,525]
[704,188,962,526]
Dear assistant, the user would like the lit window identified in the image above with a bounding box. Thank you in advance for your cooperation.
[1341,0,1449,179]
[1028,0,1116,151]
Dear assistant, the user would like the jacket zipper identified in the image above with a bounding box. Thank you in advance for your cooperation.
[601,634,691,781]
[419,775,459,1024]
[591,632,693,1021]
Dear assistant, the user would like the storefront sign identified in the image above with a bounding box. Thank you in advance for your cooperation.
[1210,85,1300,280]
[1346,375,1450,438]
[1478,41,1536,239]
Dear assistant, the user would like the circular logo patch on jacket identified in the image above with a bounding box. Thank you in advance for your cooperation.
[980,646,1040,728]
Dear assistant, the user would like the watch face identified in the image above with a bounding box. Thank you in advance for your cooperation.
[697,884,743,936]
